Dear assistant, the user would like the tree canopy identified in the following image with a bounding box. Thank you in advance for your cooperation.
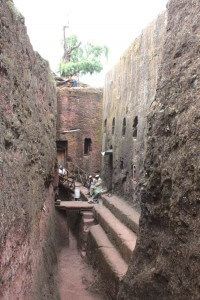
[59,34,108,77]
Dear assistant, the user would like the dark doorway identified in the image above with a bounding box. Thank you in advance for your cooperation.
[107,145,113,191]
[108,155,113,191]
[56,141,68,167]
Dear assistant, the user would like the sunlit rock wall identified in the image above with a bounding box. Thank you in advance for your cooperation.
[118,0,200,298]
[102,12,166,209]
[0,1,58,299]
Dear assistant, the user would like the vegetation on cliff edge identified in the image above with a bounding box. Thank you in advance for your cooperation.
[59,34,108,77]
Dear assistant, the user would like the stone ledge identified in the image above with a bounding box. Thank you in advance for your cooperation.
[57,201,94,210]
[101,194,140,233]
[87,224,128,299]
[94,205,137,263]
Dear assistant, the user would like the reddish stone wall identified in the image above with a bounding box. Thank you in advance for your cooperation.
[57,86,103,174]
[0,1,58,299]
[102,13,166,208]
[118,0,200,298]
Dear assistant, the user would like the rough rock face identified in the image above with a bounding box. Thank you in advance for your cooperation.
[0,1,58,299]
[118,0,200,299]
[102,13,166,208]
[57,86,103,174]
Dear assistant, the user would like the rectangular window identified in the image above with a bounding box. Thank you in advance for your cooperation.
[84,138,92,155]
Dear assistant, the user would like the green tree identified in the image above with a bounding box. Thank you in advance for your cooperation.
[59,34,108,77]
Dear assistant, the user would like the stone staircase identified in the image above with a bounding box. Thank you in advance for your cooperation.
[56,183,140,298]
[86,193,140,299]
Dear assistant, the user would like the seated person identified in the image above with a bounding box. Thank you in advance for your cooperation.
[88,175,103,203]
[89,176,97,196]
[58,165,63,175]
[93,175,103,199]
[58,166,68,182]
[85,175,93,191]
[62,167,68,177]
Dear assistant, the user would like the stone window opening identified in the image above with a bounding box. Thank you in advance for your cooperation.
[132,164,137,180]
[120,159,124,170]
[112,118,115,135]
[104,119,107,133]
[84,138,92,155]
[122,118,126,136]
[133,116,138,138]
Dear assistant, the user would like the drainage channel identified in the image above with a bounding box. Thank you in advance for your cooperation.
[56,209,107,300]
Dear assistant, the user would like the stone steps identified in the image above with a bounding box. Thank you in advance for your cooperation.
[101,194,140,233]
[86,193,140,298]
[72,183,139,298]
[80,211,94,220]
[94,205,137,263]
[87,224,128,299]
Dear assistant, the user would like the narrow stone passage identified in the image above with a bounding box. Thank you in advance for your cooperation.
[56,211,105,300]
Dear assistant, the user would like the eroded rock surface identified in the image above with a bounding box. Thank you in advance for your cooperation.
[102,13,166,208]
[118,0,200,299]
[0,1,58,299]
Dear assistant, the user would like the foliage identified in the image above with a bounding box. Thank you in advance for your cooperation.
[59,34,108,77]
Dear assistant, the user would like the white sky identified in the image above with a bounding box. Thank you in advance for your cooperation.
[13,0,168,86]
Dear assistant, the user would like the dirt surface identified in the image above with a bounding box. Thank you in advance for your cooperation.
[56,210,107,300]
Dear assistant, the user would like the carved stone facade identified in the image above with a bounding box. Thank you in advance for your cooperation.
[102,12,166,209]
[119,0,200,298]
[57,86,103,175]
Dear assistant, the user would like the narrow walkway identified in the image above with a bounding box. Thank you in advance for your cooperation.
[56,212,105,300]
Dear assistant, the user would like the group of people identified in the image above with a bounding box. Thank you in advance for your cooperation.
[85,174,103,203]
[58,165,103,203]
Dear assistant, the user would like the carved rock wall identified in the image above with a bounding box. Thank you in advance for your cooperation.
[102,13,166,208]
[118,0,200,298]
[0,1,58,299]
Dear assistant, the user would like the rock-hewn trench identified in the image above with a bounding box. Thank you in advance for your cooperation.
[1,0,200,299]
[55,208,107,300]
